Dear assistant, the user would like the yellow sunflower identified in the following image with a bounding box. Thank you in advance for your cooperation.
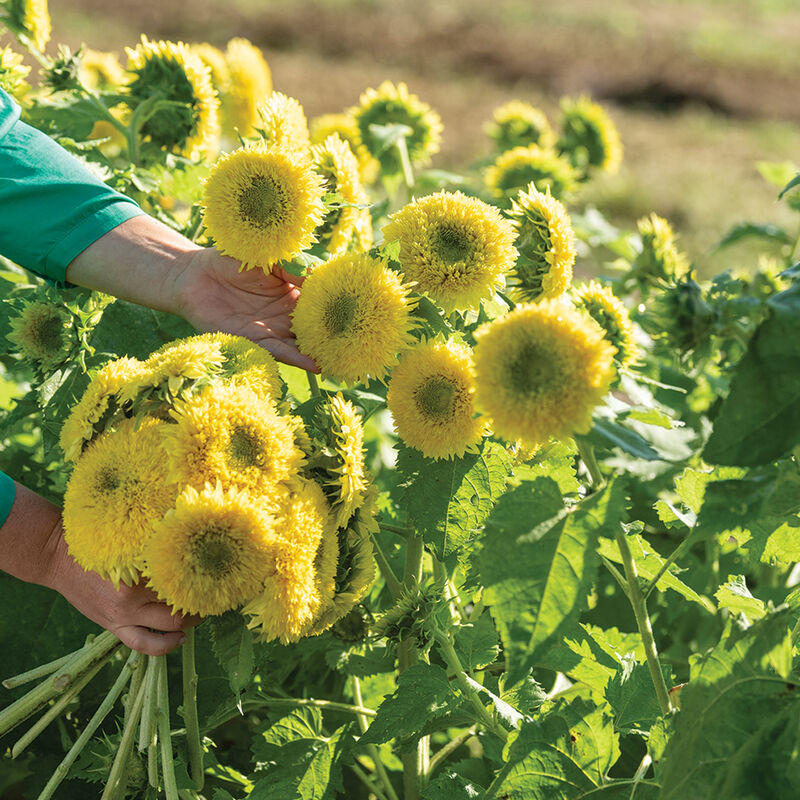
[78,48,125,90]
[257,91,311,155]
[485,144,579,204]
[473,300,615,446]
[0,46,30,96]
[224,37,272,138]
[63,417,177,589]
[291,251,417,384]
[59,356,147,462]
[125,35,220,160]
[201,142,327,270]
[310,112,379,185]
[486,100,556,153]
[7,300,73,372]
[507,183,576,302]
[164,383,304,495]
[387,338,484,460]
[632,212,690,286]
[558,95,623,176]
[5,0,50,52]
[244,477,333,643]
[143,482,279,616]
[573,281,638,369]
[351,80,443,176]
[382,190,517,312]
[312,133,373,256]
[191,43,230,94]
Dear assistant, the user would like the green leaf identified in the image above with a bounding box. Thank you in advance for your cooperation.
[396,439,513,559]
[714,575,766,621]
[453,610,500,671]
[482,479,627,683]
[324,641,396,677]
[605,655,672,734]
[208,611,255,697]
[756,159,798,189]
[360,664,462,745]
[516,440,581,495]
[422,770,482,798]
[715,222,792,250]
[779,171,800,199]
[704,283,800,465]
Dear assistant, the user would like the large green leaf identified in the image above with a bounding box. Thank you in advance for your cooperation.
[703,284,800,465]
[482,479,627,683]
[604,656,672,734]
[396,439,513,560]
[208,610,255,698]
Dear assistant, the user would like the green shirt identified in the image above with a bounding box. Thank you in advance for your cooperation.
[0,88,146,525]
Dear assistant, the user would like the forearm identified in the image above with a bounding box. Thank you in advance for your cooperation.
[64,215,202,317]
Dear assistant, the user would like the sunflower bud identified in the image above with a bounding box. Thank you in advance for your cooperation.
[44,44,81,92]
[374,583,438,648]
[7,299,74,372]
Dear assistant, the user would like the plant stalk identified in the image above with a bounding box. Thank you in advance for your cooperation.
[615,528,672,716]
[575,438,605,489]
[156,655,179,800]
[2,652,74,690]
[306,371,320,396]
[395,135,415,190]
[181,629,204,791]
[370,532,404,600]
[426,727,476,777]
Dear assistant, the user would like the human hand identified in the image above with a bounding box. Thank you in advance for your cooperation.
[173,246,319,372]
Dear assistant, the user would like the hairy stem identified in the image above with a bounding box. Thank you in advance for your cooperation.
[370,532,404,600]
[156,656,179,800]
[182,629,204,791]
[575,437,605,489]
[427,727,476,777]
[2,652,74,690]
[306,371,320,397]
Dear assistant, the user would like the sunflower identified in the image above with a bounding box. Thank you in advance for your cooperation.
[573,281,638,369]
[224,37,272,138]
[5,0,50,52]
[164,383,304,495]
[244,477,333,643]
[387,338,484,460]
[632,212,690,287]
[191,43,230,94]
[7,300,73,372]
[78,48,125,90]
[125,35,220,160]
[506,183,576,302]
[291,251,417,383]
[351,80,443,176]
[312,133,372,256]
[473,300,615,446]
[201,141,326,270]
[382,191,518,312]
[63,417,177,589]
[257,91,311,155]
[310,112,379,185]
[558,95,623,177]
[143,482,278,616]
[485,100,556,153]
[0,46,30,96]
[485,144,579,204]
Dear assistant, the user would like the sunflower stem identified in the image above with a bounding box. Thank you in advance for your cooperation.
[395,135,415,190]
[181,629,204,791]
[370,532,404,600]
[2,652,75,690]
[574,437,605,490]
[378,522,412,538]
[352,677,401,800]
[306,371,320,397]
[156,655,179,800]
[426,726,476,777]
[36,651,140,800]
[351,762,390,800]
[138,656,160,788]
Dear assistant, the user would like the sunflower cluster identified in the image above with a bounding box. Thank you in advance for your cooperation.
[60,333,377,644]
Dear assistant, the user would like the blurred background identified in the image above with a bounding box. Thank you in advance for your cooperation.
[27,0,800,275]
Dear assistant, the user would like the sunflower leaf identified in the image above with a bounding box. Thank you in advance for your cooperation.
[208,610,255,699]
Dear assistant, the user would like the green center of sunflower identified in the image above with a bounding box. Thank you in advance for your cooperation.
[228,426,265,468]
[416,376,457,419]
[325,293,358,336]
[191,525,239,577]
[95,466,121,494]
[431,225,473,264]
[238,175,286,228]
[506,342,559,397]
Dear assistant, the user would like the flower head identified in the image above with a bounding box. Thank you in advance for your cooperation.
[558,95,622,176]
[5,0,50,52]
[632,212,690,287]
[291,252,416,383]
[63,417,177,589]
[382,191,518,312]
[191,43,230,93]
[507,183,576,302]
[144,482,279,616]
[0,46,30,96]
[573,281,638,369]
[310,112,379,184]
[312,133,372,256]
[473,300,615,446]
[164,383,304,495]
[202,141,326,270]
[125,35,220,160]
[351,80,442,176]
[486,100,556,153]
[7,300,73,372]
[485,144,579,204]
[78,48,125,90]
[387,339,484,460]
[257,91,311,155]
[59,356,148,462]
[223,37,272,137]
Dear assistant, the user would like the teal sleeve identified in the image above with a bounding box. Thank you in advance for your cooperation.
[0,89,145,286]
[0,471,15,528]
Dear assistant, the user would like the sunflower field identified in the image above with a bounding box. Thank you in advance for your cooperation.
[4,3,800,799]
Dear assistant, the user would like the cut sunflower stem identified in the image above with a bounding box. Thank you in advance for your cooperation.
[138,656,160,788]
[124,653,147,727]
[100,657,148,800]
[2,651,75,690]
[181,628,204,791]
[369,532,403,600]
[156,655,179,800]
[36,651,141,800]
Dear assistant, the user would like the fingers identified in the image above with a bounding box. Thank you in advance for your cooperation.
[259,338,320,373]
[114,625,187,657]
[271,264,306,287]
